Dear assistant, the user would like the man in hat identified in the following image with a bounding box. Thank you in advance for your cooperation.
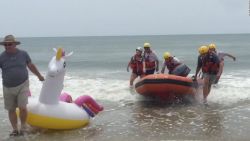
[0,35,44,136]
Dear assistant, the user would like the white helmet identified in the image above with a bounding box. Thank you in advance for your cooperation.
[136,47,143,52]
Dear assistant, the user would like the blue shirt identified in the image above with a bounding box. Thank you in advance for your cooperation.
[0,49,31,87]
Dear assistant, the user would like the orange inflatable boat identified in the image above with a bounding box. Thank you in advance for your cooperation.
[135,74,197,101]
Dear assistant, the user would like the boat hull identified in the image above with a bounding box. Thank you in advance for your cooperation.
[135,74,197,101]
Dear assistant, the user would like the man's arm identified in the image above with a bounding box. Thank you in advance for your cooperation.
[194,56,202,80]
[219,52,236,61]
[161,61,166,73]
[155,59,159,72]
[225,53,236,61]
[27,62,44,81]
[127,61,131,72]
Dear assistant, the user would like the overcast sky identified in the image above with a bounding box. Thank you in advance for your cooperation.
[0,0,249,37]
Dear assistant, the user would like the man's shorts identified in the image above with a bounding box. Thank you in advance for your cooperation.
[3,80,29,111]
[132,70,143,76]
[203,73,217,84]
[145,69,155,75]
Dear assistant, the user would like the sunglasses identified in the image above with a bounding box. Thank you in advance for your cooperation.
[4,43,14,46]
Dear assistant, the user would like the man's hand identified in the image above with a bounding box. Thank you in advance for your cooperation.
[156,66,159,72]
[38,75,45,81]
[191,75,197,81]
[216,75,220,80]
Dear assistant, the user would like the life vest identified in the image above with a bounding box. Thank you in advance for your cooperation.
[165,57,181,73]
[144,52,156,69]
[145,61,155,69]
[201,53,220,74]
[130,54,143,74]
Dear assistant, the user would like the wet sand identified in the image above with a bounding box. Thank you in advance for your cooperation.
[1,96,250,141]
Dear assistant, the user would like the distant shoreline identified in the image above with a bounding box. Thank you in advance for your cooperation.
[2,33,250,39]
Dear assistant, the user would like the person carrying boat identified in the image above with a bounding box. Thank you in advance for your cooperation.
[194,45,220,104]
[161,52,190,77]
[143,42,159,75]
[208,43,236,84]
[127,47,144,87]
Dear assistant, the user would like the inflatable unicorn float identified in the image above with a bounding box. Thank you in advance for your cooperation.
[26,48,103,129]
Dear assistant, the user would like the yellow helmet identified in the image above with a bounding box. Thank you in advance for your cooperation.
[199,46,209,55]
[144,42,151,48]
[163,52,171,59]
[208,43,216,50]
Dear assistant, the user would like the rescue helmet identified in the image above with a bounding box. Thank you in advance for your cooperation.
[143,42,151,48]
[136,47,143,52]
[208,43,216,50]
[163,52,171,60]
[199,45,209,55]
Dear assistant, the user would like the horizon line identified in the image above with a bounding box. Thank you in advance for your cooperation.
[2,32,250,38]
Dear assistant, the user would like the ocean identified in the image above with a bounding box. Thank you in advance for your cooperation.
[0,34,250,141]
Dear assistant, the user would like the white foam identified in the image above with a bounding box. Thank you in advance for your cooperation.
[0,74,136,102]
[1,70,250,106]
[62,76,136,102]
[208,71,250,105]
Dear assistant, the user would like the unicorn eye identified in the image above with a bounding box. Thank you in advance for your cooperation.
[63,62,66,68]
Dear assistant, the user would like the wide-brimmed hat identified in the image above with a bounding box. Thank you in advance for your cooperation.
[0,35,21,45]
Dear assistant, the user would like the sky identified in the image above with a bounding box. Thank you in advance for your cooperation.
[0,0,249,37]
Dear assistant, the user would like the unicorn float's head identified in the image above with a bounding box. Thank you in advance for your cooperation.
[48,48,66,77]
[39,48,73,104]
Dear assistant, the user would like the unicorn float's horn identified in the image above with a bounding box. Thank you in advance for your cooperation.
[56,48,63,60]
[74,95,104,117]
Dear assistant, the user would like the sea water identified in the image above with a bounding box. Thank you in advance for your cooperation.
[0,34,250,141]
